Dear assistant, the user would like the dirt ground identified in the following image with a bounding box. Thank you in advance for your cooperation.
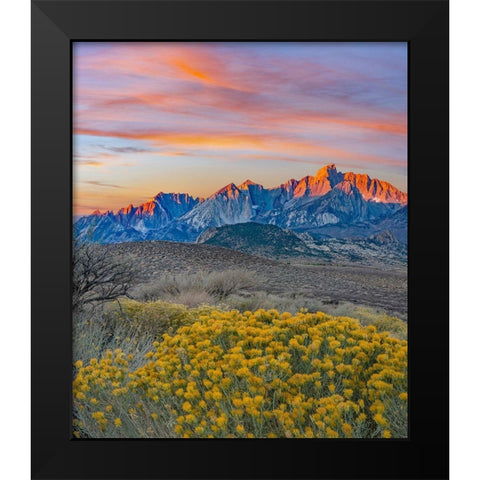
[104,240,407,318]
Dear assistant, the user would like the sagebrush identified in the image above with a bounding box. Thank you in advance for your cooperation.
[73,308,407,438]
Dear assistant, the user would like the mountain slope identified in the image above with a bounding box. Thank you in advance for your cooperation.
[75,192,200,243]
[196,222,407,266]
[273,180,399,230]
[196,222,315,259]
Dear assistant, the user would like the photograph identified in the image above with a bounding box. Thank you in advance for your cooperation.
[71,41,408,439]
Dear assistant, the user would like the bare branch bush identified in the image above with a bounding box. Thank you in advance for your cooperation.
[73,240,137,311]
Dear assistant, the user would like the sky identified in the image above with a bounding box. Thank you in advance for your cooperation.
[73,42,407,216]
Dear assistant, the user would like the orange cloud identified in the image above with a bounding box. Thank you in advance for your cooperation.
[166,48,254,92]
[74,127,401,167]
[156,151,191,157]
[75,128,267,149]
[173,59,213,83]
[79,160,104,167]
[77,88,405,138]
[275,112,407,136]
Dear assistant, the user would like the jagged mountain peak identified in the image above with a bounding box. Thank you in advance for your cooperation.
[315,163,337,177]
[154,191,190,201]
[118,204,135,215]
[238,179,260,190]
[211,182,240,198]
[279,178,299,194]
[343,171,407,204]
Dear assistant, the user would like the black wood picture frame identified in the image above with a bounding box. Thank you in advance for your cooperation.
[31,1,449,479]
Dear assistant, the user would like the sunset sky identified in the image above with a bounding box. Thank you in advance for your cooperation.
[73,42,407,216]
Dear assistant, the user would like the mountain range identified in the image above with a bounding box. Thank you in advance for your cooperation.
[74,164,407,244]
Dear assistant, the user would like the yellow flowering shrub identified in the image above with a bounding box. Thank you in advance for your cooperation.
[73,308,407,438]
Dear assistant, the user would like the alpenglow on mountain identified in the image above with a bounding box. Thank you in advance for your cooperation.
[74,164,407,244]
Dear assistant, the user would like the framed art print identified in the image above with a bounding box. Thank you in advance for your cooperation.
[32,1,449,479]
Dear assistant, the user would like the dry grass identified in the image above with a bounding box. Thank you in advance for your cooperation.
[131,269,256,303]
[73,299,224,366]
[73,308,155,371]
